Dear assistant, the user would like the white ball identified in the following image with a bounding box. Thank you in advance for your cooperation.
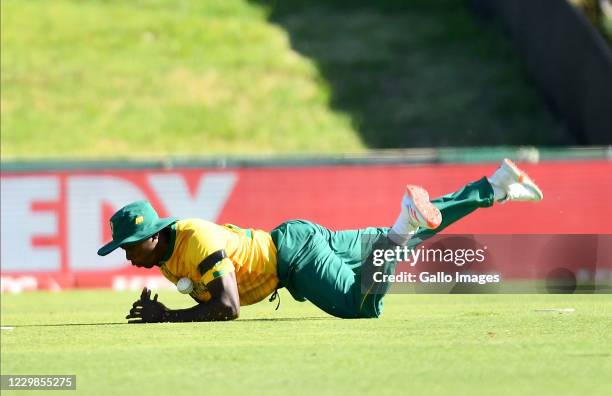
[176,277,193,294]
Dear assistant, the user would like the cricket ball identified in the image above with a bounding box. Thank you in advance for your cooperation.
[176,277,194,294]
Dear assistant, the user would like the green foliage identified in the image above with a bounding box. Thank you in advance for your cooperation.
[1,290,610,395]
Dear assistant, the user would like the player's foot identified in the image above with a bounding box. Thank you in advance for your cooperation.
[403,185,442,229]
[488,158,543,203]
[390,185,442,245]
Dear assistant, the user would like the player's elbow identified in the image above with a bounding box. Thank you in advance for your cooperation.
[218,295,240,320]
[228,304,240,320]
[221,304,240,320]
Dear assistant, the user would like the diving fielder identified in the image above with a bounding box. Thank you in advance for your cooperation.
[97,159,543,322]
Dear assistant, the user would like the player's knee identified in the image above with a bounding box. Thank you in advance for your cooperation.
[355,294,384,319]
[357,310,382,319]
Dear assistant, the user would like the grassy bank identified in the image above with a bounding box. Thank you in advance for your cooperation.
[1,0,566,159]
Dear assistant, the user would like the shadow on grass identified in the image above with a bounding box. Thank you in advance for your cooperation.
[2,322,128,328]
[238,317,333,322]
[249,0,570,146]
[2,317,333,327]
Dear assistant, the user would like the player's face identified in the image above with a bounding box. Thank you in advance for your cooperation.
[121,236,159,268]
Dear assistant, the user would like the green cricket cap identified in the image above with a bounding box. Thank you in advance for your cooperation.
[97,200,177,256]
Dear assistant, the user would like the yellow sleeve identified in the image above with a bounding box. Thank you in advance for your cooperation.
[183,227,235,286]
[200,258,235,285]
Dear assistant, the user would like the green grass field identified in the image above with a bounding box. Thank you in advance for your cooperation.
[1,290,610,395]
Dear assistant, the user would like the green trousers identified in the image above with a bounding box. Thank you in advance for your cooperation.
[270,177,494,319]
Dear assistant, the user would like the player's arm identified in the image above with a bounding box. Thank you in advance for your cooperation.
[165,269,240,322]
[127,238,240,323]
[163,250,240,321]
[126,270,240,323]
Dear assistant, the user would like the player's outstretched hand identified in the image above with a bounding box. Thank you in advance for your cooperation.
[126,287,169,324]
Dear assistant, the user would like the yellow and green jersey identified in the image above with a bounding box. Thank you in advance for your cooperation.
[159,219,278,305]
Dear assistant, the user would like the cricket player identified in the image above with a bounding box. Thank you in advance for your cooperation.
[97,159,542,322]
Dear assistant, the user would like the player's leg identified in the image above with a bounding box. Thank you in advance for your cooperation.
[360,159,544,312]
[327,225,398,318]
[406,176,494,246]
[337,179,496,316]
[271,159,543,318]
[392,159,543,247]
[278,172,527,318]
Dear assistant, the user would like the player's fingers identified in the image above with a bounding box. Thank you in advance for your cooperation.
[153,293,158,302]
[128,307,142,316]
[126,310,142,319]
[140,287,148,300]
[146,288,151,301]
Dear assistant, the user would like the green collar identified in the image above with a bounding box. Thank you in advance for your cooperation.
[160,223,177,264]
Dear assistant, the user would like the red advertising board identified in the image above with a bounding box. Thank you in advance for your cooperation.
[1,160,611,292]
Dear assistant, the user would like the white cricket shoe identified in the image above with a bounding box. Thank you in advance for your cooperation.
[489,158,544,202]
[403,185,442,229]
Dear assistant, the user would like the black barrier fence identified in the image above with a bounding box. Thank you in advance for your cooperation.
[467,0,612,144]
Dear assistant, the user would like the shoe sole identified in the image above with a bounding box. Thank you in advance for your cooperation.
[406,185,442,229]
[502,159,544,201]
